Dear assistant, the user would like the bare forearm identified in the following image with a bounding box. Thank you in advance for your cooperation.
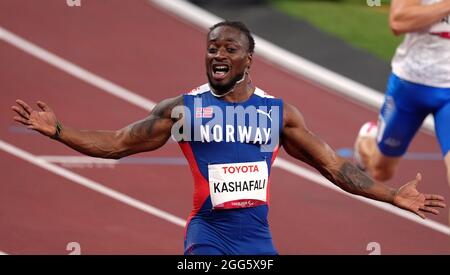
[57,126,126,159]
[12,97,181,159]
[390,1,450,34]
[285,141,397,203]
[282,103,397,203]
[323,161,396,204]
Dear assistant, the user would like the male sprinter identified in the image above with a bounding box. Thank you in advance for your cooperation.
[12,21,446,255]
[354,1,450,224]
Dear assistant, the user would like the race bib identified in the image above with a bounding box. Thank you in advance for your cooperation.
[208,161,268,209]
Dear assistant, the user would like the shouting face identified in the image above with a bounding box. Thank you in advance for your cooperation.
[206,26,252,95]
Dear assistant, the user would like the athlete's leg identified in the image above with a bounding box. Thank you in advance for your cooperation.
[355,74,429,181]
[357,136,400,181]
[435,102,450,184]
[433,98,450,226]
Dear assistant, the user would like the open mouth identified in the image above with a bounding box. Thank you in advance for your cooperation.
[212,64,230,81]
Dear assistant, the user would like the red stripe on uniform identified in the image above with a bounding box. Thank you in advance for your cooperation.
[266,145,280,206]
[178,142,210,238]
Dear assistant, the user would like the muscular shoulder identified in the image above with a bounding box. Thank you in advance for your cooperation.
[283,102,306,130]
[152,95,184,120]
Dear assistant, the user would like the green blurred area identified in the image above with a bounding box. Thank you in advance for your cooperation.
[271,0,402,61]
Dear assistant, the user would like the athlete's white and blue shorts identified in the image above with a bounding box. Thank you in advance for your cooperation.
[377,73,450,157]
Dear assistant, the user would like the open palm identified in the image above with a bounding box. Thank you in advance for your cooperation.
[393,173,446,219]
[11,99,57,137]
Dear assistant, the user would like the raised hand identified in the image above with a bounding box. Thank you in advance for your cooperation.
[11,99,58,137]
[393,173,446,219]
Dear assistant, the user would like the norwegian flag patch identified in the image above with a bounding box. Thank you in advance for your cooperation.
[196,107,213,118]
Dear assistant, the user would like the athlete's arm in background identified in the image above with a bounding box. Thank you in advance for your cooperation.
[11,96,183,159]
[390,0,450,35]
[281,103,446,219]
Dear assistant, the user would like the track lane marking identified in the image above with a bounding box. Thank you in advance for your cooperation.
[0,140,186,228]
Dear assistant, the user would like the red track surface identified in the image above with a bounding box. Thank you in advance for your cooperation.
[1,0,449,254]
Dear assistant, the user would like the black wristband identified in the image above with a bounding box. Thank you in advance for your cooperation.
[51,121,63,140]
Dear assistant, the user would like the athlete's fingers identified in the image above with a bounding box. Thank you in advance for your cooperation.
[16,99,33,115]
[419,206,439,215]
[413,173,422,187]
[424,200,446,208]
[37,101,50,112]
[12,106,30,119]
[415,210,426,219]
[13,116,32,125]
[424,194,445,201]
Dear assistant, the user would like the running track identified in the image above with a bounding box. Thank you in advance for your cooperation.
[0,0,449,254]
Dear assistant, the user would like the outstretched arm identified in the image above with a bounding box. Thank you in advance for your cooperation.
[12,96,183,159]
[281,103,446,219]
[390,0,450,35]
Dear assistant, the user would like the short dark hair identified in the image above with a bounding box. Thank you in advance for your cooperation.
[209,21,255,54]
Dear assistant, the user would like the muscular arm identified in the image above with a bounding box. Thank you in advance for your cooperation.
[58,96,183,159]
[390,0,450,35]
[13,96,183,159]
[281,103,396,203]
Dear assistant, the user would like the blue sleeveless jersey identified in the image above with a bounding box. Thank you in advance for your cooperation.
[178,83,283,255]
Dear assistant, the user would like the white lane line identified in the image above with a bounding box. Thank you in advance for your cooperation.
[0,251,8,255]
[148,0,435,134]
[274,158,450,236]
[0,27,155,111]
[1,26,448,235]
[0,140,186,228]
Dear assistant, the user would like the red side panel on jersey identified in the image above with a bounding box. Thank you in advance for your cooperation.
[266,145,279,206]
[178,142,210,237]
